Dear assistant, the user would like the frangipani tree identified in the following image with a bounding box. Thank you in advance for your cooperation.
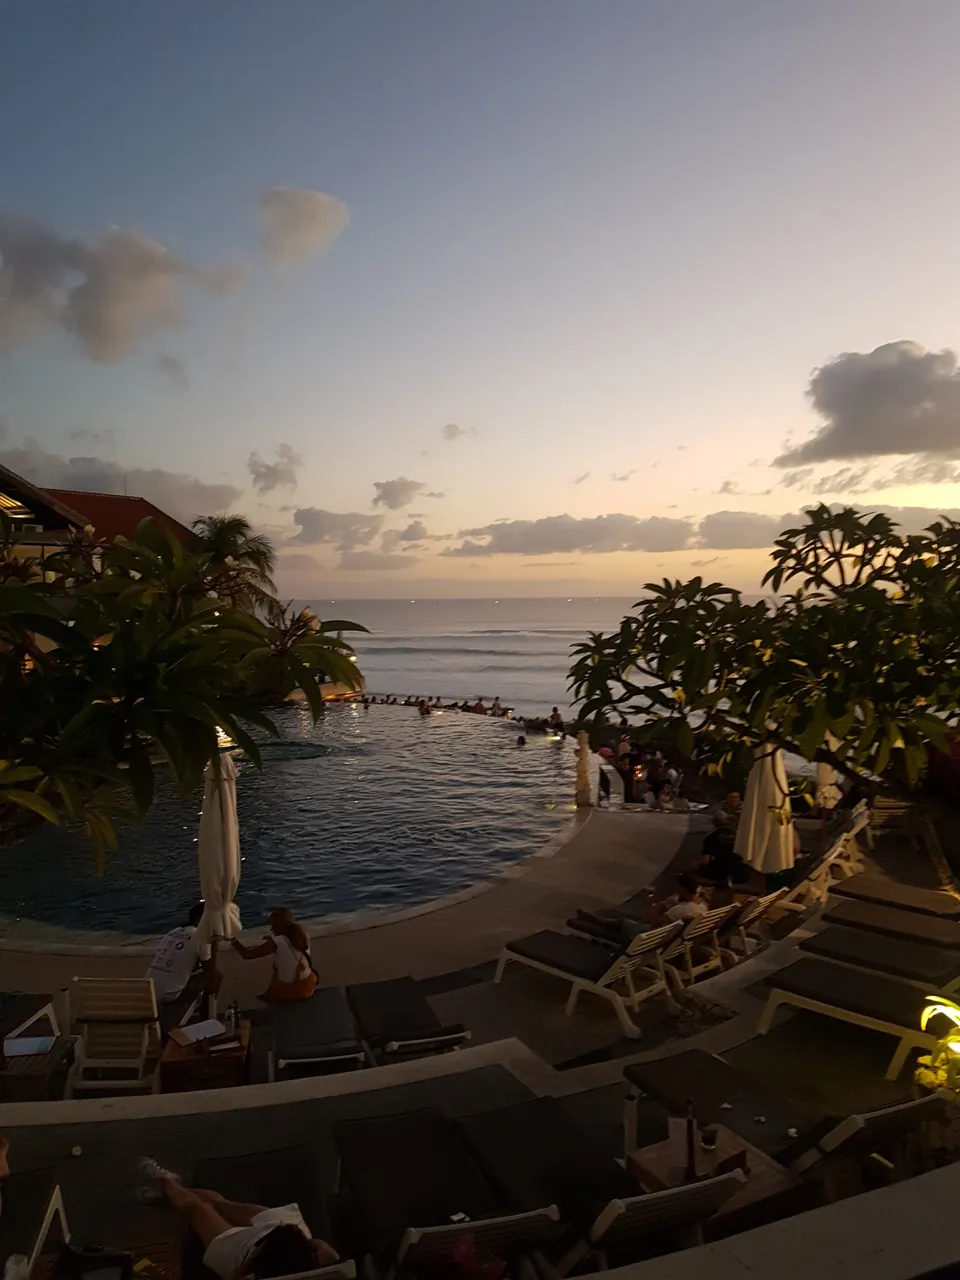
[569,506,960,799]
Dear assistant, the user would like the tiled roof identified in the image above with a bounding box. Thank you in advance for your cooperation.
[43,489,195,545]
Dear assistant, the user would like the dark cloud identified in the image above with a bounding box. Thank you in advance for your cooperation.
[441,423,476,442]
[381,519,431,551]
[338,550,418,571]
[372,477,426,510]
[0,211,243,362]
[0,438,241,522]
[156,355,188,390]
[442,513,694,557]
[290,507,383,550]
[696,510,793,549]
[259,187,349,265]
[810,466,874,495]
[611,469,637,482]
[571,471,591,485]
[887,457,960,486]
[717,480,739,495]
[247,443,303,495]
[777,341,960,467]
[276,552,323,571]
[425,490,446,499]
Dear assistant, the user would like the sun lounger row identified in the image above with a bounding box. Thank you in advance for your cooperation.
[268,976,469,1079]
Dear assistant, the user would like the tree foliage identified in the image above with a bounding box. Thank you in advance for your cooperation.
[569,506,960,797]
[191,512,278,611]
[0,518,365,853]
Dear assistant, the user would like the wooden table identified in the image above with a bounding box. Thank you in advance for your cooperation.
[628,1123,807,1236]
[0,1036,72,1101]
[160,1020,251,1092]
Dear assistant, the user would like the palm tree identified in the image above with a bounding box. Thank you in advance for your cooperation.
[192,513,277,610]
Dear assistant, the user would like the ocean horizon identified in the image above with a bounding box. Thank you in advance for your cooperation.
[295,595,638,715]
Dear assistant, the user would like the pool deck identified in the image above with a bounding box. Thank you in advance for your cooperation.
[0,808,704,1006]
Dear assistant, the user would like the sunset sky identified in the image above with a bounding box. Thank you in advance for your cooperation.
[4,1,960,597]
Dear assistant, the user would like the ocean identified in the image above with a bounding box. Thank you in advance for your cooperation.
[304,597,638,716]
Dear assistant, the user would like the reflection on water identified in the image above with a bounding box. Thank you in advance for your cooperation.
[0,704,576,935]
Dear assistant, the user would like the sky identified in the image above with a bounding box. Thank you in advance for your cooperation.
[4,0,960,597]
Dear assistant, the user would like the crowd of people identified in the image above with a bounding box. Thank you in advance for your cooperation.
[596,742,686,810]
[360,693,514,717]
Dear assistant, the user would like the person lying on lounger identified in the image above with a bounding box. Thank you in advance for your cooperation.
[138,1159,337,1280]
[578,873,711,943]
[231,908,318,1003]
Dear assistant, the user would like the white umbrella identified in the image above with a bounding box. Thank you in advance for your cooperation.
[735,745,795,874]
[815,732,843,811]
[196,751,242,947]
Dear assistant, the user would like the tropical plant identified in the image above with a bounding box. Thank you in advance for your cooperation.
[0,518,364,855]
[918,995,960,1091]
[192,512,277,610]
[568,505,960,799]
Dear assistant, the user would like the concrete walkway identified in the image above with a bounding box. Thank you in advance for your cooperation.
[0,809,702,1007]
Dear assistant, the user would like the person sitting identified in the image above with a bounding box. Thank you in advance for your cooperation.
[147,903,220,1017]
[138,1160,338,1280]
[471,697,486,714]
[232,909,317,1003]
[699,814,749,885]
[417,699,432,716]
[491,697,502,716]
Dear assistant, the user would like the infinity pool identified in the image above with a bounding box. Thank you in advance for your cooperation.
[0,704,577,936]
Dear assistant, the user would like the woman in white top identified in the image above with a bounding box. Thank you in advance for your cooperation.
[139,1160,337,1280]
[231,908,318,1003]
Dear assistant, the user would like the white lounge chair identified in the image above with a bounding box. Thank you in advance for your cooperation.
[554,1171,746,1275]
[494,920,684,1037]
[757,958,934,1079]
[661,903,742,986]
[392,1206,561,1280]
[65,976,161,1096]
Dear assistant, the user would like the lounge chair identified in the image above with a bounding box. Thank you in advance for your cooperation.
[785,1092,947,1181]
[185,1146,352,1280]
[777,813,868,914]
[494,920,684,1038]
[823,898,960,948]
[828,872,960,919]
[556,1172,747,1274]
[345,977,469,1061]
[334,1107,558,1279]
[64,976,160,1096]
[0,1169,70,1274]
[660,903,741,986]
[800,926,960,992]
[0,992,60,1040]
[267,987,366,1081]
[756,958,934,1079]
[458,1097,637,1227]
[722,888,789,956]
[391,1207,561,1280]
[622,1049,817,1159]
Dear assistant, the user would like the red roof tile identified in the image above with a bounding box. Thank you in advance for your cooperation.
[44,489,195,545]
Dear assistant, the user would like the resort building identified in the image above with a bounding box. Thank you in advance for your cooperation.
[0,460,194,561]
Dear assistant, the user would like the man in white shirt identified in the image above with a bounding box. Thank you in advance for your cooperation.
[147,904,218,1010]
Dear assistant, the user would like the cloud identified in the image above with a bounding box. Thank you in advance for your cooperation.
[247,442,303,494]
[781,468,814,489]
[381,519,431,550]
[372,476,426,510]
[441,423,475,442]
[717,480,739,495]
[571,471,591,485]
[696,510,793,549]
[0,211,243,362]
[442,513,694,557]
[611,469,636,482]
[156,354,188,390]
[809,466,874,495]
[886,457,960,486]
[0,438,241,522]
[259,187,349,265]
[777,341,960,467]
[691,556,726,567]
[338,550,418,571]
[425,490,446,499]
[290,507,383,550]
[276,552,323,571]
[68,427,116,451]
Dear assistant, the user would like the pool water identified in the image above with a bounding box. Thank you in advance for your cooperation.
[0,704,577,936]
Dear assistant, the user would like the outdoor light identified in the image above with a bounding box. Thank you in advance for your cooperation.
[349,654,358,662]
[216,726,235,749]
[917,995,960,1090]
